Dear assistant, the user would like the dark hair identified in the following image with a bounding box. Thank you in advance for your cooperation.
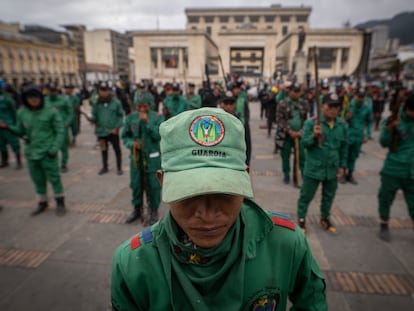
[404,92,414,111]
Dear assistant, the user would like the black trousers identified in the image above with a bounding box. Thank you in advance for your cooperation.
[99,134,122,170]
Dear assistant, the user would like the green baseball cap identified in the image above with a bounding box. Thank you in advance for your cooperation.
[160,107,253,203]
[135,92,152,105]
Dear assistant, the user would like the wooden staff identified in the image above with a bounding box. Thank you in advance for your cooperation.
[312,46,322,147]
[294,137,301,187]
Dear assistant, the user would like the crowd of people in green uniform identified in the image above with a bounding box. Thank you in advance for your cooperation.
[0,74,413,309]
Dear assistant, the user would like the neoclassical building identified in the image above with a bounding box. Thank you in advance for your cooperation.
[0,22,79,87]
[131,5,369,84]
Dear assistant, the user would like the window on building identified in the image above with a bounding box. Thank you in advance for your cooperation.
[282,26,288,36]
[267,25,273,29]
[265,15,275,23]
[10,61,16,73]
[231,66,244,73]
[250,53,257,62]
[36,51,41,60]
[204,16,214,23]
[235,52,241,62]
[8,48,14,58]
[296,15,308,22]
[188,16,199,23]
[234,16,244,23]
[319,48,335,69]
[163,48,178,69]
[221,25,227,30]
[206,26,212,36]
[183,48,188,69]
[0,51,4,73]
[18,48,24,59]
[191,26,197,30]
[249,16,260,23]
[280,15,290,22]
[219,16,229,23]
[21,61,26,72]
[150,48,158,68]
[341,48,349,68]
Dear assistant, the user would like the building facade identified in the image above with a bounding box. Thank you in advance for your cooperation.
[0,21,79,87]
[131,4,367,84]
[83,29,129,83]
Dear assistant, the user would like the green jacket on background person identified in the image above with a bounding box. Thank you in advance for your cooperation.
[45,94,73,128]
[9,103,64,160]
[379,111,414,179]
[91,97,124,137]
[348,98,372,143]
[121,110,162,172]
[0,93,17,125]
[163,94,188,118]
[301,115,348,180]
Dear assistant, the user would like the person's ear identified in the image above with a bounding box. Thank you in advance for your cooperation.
[156,170,164,186]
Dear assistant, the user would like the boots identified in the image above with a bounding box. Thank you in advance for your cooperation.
[347,170,358,185]
[15,152,22,169]
[31,201,48,216]
[379,222,390,242]
[56,197,66,216]
[150,209,159,225]
[125,205,142,224]
[0,151,9,168]
[298,218,306,234]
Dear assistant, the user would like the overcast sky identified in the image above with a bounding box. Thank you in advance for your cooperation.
[1,0,413,32]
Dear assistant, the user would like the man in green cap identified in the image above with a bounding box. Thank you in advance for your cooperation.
[276,83,309,186]
[45,83,73,173]
[87,82,124,175]
[186,82,202,110]
[0,79,21,169]
[340,88,372,184]
[111,107,327,310]
[377,93,414,241]
[297,93,348,234]
[0,85,66,216]
[64,84,81,146]
[122,92,163,225]
[163,83,188,119]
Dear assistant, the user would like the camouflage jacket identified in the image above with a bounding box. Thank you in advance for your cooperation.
[276,97,309,134]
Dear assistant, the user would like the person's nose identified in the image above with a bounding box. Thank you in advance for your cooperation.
[194,197,217,221]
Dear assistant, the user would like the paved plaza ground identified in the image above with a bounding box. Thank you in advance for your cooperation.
[0,101,413,310]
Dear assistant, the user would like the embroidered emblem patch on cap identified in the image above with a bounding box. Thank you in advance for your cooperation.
[189,115,225,146]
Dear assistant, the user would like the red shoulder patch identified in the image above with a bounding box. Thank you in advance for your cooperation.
[130,235,141,250]
[272,216,296,231]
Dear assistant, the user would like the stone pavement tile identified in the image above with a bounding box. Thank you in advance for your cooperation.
[335,193,410,219]
[343,293,414,311]
[49,223,140,264]
[0,261,111,311]
[316,227,409,274]
[0,266,34,302]
[65,171,129,204]
[383,230,414,275]
[326,291,352,311]
[0,207,89,251]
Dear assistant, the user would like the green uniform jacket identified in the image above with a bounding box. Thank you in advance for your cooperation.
[164,94,188,117]
[121,111,162,172]
[186,94,202,110]
[302,115,348,180]
[0,93,17,125]
[91,97,124,137]
[45,95,73,127]
[9,106,64,160]
[379,111,414,179]
[111,200,327,311]
[66,94,80,114]
[348,99,372,143]
[235,92,249,125]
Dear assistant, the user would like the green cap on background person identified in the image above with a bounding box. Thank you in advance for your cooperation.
[135,92,153,105]
[322,93,340,106]
[159,107,253,203]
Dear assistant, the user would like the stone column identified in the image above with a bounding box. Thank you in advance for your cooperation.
[178,48,184,77]
[157,48,162,77]
[335,48,342,76]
